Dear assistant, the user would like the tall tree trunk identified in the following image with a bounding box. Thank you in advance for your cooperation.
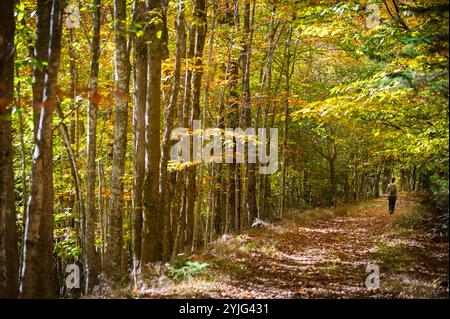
[279,26,292,219]
[204,1,217,243]
[171,5,188,260]
[141,0,164,263]
[107,0,130,275]
[225,61,239,232]
[21,0,62,298]
[175,15,195,253]
[131,0,147,271]
[183,17,198,251]
[190,0,207,250]
[223,1,241,233]
[241,0,257,225]
[161,0,185,260]
[258,7,281,220]
[233,0,242,234]
[16,66,28,274]
[0,0,19,298]
[84,0,101,293]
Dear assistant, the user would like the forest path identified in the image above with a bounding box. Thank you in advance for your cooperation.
[136,193,448,299]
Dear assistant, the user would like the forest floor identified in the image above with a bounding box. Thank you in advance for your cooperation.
[118,193,448,299]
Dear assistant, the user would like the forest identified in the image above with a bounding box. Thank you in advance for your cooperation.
[0,0,448,299]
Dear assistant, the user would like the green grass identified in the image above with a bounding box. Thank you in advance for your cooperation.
[393,205,427,231]
[167,260,209,281]
[373,242,417,272]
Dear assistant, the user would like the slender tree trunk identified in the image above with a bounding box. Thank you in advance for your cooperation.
[329,159,337,207]
[68,31,83,249]
[161,0,186,260]
[55,105,84,225]
[204,1,217,243]
[107,0,130,275]
[279,26,292,219]
[374,169,380,198]
[131,0,147,271]
[84,0,101,293]
[233,1,242,233]
[16,67,28,275]
[212,1,234,237]
[190,0,207,250]
[344,172,350,202]
[411,165,417,191]
[0,0,19,298]
[21,0,62,298]
[225,61,239,232]
[183,17,198,251]
[174,17,195,253]
[381,160,391,195]
[171,175,186,260]
[241,1,257,225]
[258,8,281,220]
[171,10,188,260]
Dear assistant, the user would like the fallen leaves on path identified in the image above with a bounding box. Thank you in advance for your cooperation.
[135,193,448,299]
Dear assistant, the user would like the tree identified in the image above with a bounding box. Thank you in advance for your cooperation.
[0,0,19,299]
[84,0,101,292]
[241,0,257,225]
[141,0,165,263]
[160,0,186,260]
[131,0,147,270]
[189,0,207,250]
[21,0,63,298]
[107,0,131,275]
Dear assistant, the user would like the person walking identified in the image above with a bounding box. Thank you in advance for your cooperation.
[387,177,398,215]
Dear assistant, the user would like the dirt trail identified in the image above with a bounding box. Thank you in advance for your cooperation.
[136,194,448,299]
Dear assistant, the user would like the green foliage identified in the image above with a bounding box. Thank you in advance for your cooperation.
[246,241,257,252]
[54,227,81,259]
[429,175,449,212]
[373,242,416,272]
[394,208,424,230]
[168,260,209,281]
[289,0,448,207]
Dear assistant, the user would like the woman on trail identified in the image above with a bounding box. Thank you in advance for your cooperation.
[387,178,398,215]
